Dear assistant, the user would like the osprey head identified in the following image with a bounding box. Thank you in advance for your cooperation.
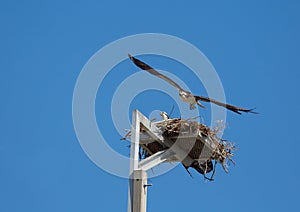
[179,90,194,101]
[179,90,197,109]
[160,111,170,120]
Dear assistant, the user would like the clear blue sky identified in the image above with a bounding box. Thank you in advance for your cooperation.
[1,0,300,211]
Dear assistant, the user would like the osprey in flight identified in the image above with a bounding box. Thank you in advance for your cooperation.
[128,54,256,114]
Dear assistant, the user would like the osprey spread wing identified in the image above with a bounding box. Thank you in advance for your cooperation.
[128,54,257,114]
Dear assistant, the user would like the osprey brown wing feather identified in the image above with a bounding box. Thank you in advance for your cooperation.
[128,54,184,91]
[194,95,257,115]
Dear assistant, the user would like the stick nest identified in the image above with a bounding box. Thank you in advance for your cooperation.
[121,117,236,174]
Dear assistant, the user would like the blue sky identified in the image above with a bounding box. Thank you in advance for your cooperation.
[1,0,300,211]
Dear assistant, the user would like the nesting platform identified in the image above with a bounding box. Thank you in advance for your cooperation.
[123,115,235,173]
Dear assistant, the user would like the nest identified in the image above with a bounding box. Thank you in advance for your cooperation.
[121,117,235,175]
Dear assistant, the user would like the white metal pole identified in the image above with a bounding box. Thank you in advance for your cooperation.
[130,109,140,172]
[129,170,147,212]
[128,110,148,212]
